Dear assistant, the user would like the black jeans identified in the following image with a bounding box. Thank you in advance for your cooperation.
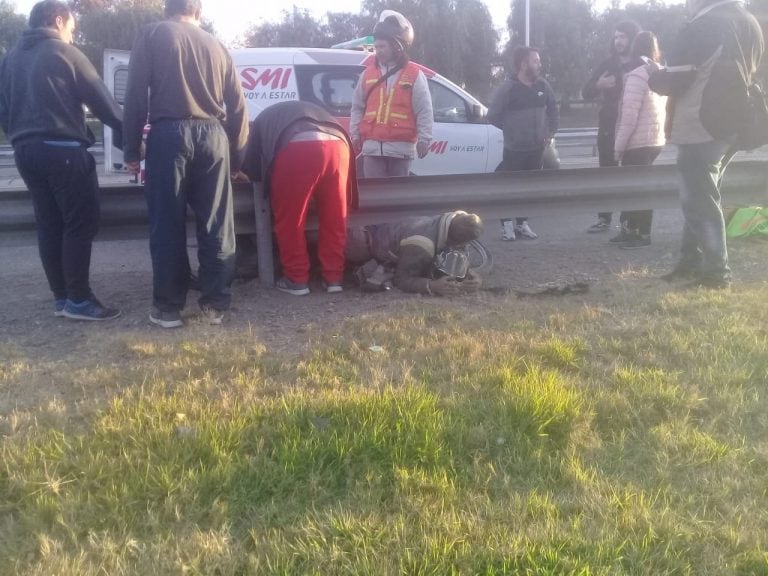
[619,146,663,236]
[14,140,99,302]
[597,128,618,223]
[496,148,544,224]
[144,119,235,313]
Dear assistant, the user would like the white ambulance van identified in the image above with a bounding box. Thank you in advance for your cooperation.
[103,47,508,176]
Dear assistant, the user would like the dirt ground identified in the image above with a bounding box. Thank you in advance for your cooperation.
[3,208,768,416]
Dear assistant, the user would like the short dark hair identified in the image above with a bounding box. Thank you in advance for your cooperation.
[29,0,71,29]
[512,46,539,73]
[631,31,661,63]
[165,0,201,17]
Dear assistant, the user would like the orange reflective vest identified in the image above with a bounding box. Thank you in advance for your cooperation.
[359,61,420,143]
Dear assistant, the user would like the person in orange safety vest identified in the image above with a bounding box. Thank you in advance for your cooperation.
[349,10,433,178]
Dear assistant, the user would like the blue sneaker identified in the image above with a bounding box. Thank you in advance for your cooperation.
[276,277,310,296]
[63,298,121,321]
[54,299,66,317]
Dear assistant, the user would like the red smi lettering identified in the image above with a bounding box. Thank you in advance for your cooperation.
[240,67,292,91]
[428,140,448,155]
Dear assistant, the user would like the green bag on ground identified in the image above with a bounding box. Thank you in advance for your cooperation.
[726,207,768,238]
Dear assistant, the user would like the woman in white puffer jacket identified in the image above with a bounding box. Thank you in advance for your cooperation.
[612,31,667,249]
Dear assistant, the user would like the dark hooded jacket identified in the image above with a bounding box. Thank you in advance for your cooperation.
[651,0,764,144]
[242,100,359,209]
[582,21,642,135]
[0,28,123,147]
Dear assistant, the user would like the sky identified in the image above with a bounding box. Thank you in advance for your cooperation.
[9,0,622,46]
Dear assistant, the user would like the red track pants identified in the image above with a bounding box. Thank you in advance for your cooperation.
[270,139,349,284]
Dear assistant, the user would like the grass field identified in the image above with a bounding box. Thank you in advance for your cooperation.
[1,280,768,575]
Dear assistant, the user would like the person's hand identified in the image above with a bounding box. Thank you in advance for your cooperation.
[416,140,430,159]
[351,138,362,155]
[230,170,250,183]
[596,71,617,90]
[460,270,482,293]
[428,276,463,296]
[126,161,141,175]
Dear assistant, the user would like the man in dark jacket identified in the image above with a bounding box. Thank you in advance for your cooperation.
[122,0,248,328]
[0,0,124,321]
[242,101,358,296]
[582,20,642,233]
[488,46,559,241]
[651,0,763,288]
[345,211,483,296]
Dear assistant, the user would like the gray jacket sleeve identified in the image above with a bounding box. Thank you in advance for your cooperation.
[412,71,433,143]
[487,82,509,130]
[349,73,365,143]
[545,81,559,136]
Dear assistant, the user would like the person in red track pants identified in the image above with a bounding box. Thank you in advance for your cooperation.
[242,101,358,295]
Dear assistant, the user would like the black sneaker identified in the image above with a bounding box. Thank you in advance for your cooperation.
[149,308,183,329]
[587,218,611,233]
[276,277,310,296]
[54,298,66,318]
[63,298,121,321]
[620,236,651,249]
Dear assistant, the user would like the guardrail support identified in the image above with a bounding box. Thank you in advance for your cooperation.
[252,183,275,287]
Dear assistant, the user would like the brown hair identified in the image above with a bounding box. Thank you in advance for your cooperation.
[631,31,661,63]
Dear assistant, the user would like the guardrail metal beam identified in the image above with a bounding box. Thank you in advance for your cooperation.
[2,162,766,285]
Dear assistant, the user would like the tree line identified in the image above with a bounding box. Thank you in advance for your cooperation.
[1,0,766,104]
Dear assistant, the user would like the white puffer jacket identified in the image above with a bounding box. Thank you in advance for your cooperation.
[615,63,667,158]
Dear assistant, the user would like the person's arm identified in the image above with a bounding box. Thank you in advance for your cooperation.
[582,61,608,101]
[122,28,152,165]
[412,70,433,157]
[545,81,559,138]
[614,73,644,160]
[393,238,434,294]
[222,51,249,172]
[241,119,263,183]
[0,59,9,136]
[649,24,703,96]
[71,48,123,148]
[487,82,509,130]
[349,71,366,150]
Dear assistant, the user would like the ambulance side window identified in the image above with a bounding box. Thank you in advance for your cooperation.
[428,80,469,123]
[295,65,364,117]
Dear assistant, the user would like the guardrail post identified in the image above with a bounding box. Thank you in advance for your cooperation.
[252,183,275,287]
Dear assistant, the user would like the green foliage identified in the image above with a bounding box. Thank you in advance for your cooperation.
[74,3,163,71]
[508,0,594,102]
[0,0,27,58]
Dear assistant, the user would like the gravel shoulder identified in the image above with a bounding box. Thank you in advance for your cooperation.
[2,208,768,416]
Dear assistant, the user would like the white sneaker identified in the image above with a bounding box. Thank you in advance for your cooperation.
[515,221,538,239]
[501,219,516,241]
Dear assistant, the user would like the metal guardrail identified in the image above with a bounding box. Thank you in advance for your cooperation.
[2,161,767,284]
